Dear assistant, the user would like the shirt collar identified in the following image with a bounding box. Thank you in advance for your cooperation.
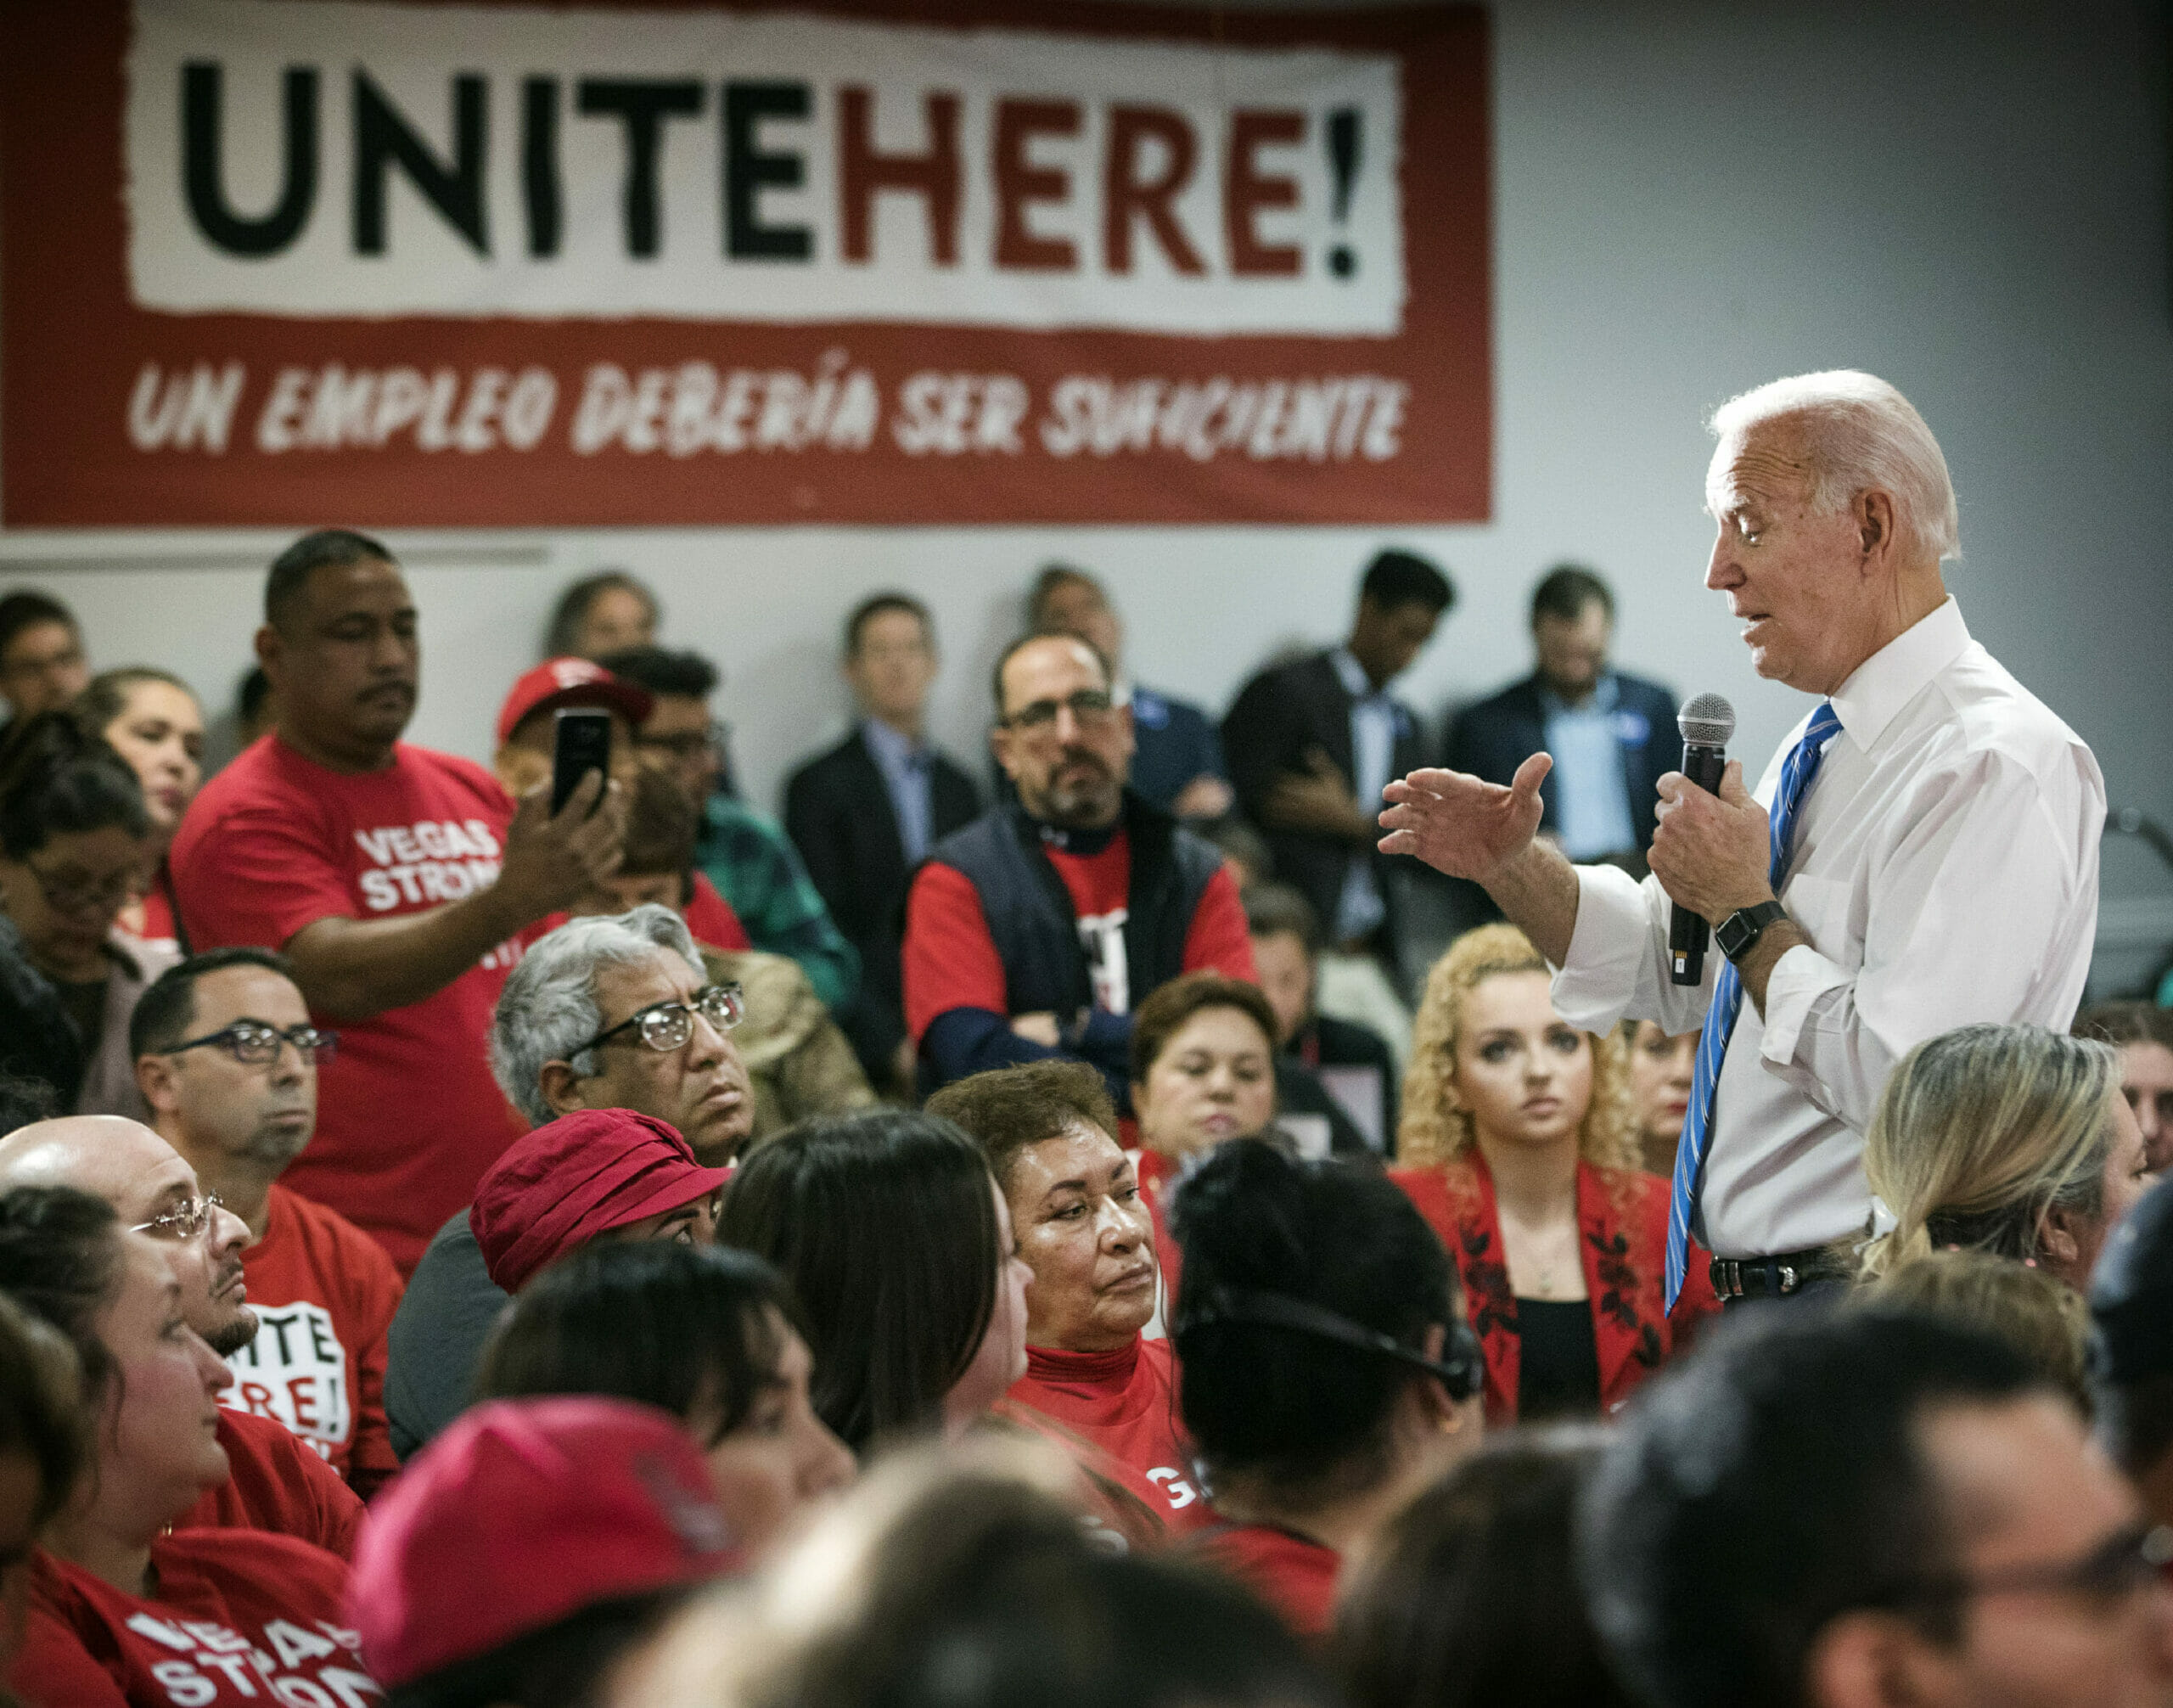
[1828,598,1971,751]
[1330,648,1384,703]
[1539,673,1620,718]
[860,716,924,768]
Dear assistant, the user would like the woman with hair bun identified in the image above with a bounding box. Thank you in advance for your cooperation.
[1172,1139,1484,1638]
[1392,924,1702,1427]
[1860,1023,2150,1289]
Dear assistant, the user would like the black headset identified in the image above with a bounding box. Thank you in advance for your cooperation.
[1182,1287,1486,1404]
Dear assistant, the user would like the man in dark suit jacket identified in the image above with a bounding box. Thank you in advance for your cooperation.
[1445,565,1678,878]
[1221,550,1455,962]
[785,593,980,1093]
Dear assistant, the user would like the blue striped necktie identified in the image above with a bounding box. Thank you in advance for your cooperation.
[1664,700,1843,1307]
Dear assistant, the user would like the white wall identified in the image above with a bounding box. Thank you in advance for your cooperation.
[6,0,2170,952]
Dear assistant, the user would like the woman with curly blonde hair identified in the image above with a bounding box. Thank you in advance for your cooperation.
[1390,924,1709,1424]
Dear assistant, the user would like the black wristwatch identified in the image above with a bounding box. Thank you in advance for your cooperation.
[1715,900,1788,964]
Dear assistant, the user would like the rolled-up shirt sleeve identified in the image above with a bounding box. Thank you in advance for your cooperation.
[1550,864,1721,1038]
[1757,747,2096,1132]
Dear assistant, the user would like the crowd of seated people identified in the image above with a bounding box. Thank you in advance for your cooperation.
[0,522,2167,1708]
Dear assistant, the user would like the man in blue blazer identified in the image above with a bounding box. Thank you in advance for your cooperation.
[1445,565,1677,877]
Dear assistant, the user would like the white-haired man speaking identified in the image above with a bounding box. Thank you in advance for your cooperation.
[1381,371,2103,1306]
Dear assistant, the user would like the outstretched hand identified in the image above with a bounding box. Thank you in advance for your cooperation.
[1378,752,1552,882]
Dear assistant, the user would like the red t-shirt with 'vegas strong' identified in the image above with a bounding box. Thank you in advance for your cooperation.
[171,737,527,1273]
[14,1531,369,1707]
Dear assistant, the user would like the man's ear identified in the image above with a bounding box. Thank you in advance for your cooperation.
[134,1053,181,1118]
[1803,1609,1962,1708]
[990,723,1019,782]
[1855,488,1897,569]
[537,1061,587,1116]
[254,623,281,679]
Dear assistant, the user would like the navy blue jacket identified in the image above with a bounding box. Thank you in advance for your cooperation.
[1126,684,1226,813]
[1444,671,1679,858]
[917,793,1225,1104]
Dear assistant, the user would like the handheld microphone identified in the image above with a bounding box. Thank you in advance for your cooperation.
[1668,694,1736,986]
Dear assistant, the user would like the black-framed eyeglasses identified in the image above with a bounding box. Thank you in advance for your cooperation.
[1887,1522,2173,1614]
[166,1021,337,1066]
[16,857,138,917]
[635,720,732,761]
[1002,688,1115,733]
[575,983,745,1059]
[130,1193,227,1242]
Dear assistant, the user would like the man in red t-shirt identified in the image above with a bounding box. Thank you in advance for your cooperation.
[132,947,405,1497]
[0,1115,362,1556]
[169,530,626,1272]
[903,633,1255,1104]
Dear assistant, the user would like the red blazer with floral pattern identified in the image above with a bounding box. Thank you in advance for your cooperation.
[1392,1155,1714,1425]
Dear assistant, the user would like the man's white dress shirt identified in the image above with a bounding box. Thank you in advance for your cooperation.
[1550,599,2104,1257]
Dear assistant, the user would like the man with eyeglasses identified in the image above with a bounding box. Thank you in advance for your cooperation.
[599,644,861,1016]
[0,589,89,730]
[902,632,1255,1104]
[0,1114,365,1558]
[130,947,403,1497]
[170,530,627,1274]
[1582,1306,2173,1708]
[385,904,758,1455]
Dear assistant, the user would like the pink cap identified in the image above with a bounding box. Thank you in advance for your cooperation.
[349,1395,739,1687]
[495,656,653,745]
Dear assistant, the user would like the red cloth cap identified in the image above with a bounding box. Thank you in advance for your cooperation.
[495,656,653,745]
[348,1395,740,1687]
[469,1108,731,1293]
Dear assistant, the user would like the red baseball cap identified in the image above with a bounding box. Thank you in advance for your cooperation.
[495,656,653,746]
[349,1395,741,1688]
[470,1109,732,1293]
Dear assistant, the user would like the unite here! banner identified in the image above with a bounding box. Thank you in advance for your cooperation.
[0,0,1491,526]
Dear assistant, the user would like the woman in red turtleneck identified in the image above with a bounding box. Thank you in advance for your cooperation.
[928,1061,1214,1545]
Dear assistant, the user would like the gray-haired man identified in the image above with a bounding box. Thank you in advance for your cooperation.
[1382,370,2103,1307]
[385,905,754,1456]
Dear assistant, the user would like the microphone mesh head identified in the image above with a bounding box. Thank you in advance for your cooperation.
[1679,694,1736,748]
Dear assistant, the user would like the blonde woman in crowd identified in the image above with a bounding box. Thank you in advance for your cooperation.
[1860,1023,2153,1290]
[1390,924,1710,1426]
[1620,1020,1696,1180]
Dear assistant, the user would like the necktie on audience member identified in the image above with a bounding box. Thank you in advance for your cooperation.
[1665,700,1843,1307]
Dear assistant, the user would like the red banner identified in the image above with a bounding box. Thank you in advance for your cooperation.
[1,0,1490,527]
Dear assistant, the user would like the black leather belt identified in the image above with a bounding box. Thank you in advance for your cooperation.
[1710,1246,1854,1301]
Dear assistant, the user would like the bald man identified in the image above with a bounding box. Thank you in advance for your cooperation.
[0,1115,362,1556]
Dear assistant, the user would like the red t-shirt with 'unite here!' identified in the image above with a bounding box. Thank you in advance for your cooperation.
[226,1183,405,1497]
[171,736,527,1273]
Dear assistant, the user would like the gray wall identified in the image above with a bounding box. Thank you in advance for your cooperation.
[6,1,2169,974]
